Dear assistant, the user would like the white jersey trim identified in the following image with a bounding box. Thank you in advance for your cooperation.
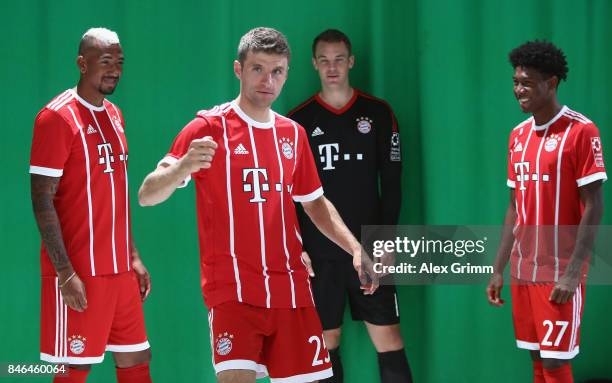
[533,106,568,131]
[247,123,272,307]
[69,89,105,112]
[516,340,540,350]
[214,359,268,378]
[512,117,532,131]
[40,353,105,365]
[540,347,579,360]
[507,179,515,188]
[30,166,63,177]
[569,284,582,353]
[68,106,96,276]
[270,368,334,383]
[231,100,275,129]
[554,124,572,281]
[565,109,591,124]
[208,310,215,367]
[54,278,59,358]
[271,124,297,308]
[515,239,524,280]
[532,125,550,282]
[518,127,534,225]
[576,172,607,187]
[47,90,72,111]
[292,186,324,203]
[158,155,191,188]
[90,110,118,274]
[106,105,131,271]
[54,278,67,359]
[106,341,150,352]
[222,116,243,302]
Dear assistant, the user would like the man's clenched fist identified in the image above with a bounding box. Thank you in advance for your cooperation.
[179,136,218,173]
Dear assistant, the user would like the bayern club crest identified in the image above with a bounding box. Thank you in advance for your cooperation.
[356,117,373,134]
[279,137,294,160]
[68,335,86,355]
[215,332,234,356]
[545,133,561,152]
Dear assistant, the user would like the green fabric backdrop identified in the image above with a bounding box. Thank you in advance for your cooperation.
[1,0,611,381]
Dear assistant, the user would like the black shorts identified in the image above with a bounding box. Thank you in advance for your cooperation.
[310,257,400,330]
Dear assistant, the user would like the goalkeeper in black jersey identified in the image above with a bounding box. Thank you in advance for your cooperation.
[288,29,412,383]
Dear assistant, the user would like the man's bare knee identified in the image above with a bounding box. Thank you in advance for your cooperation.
[323,328,342,350]
[113,348,152,368]
[217,369,256,383]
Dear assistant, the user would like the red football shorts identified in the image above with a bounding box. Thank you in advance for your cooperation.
[40,271,149,364]
[208,301,333,382]
[511,281,584,359]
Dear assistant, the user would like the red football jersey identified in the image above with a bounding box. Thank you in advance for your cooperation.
[30,89,132,277]
[507,106,607,282]
[161,101,323,309]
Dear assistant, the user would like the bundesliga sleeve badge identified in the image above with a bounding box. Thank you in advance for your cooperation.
[591,137,605,167]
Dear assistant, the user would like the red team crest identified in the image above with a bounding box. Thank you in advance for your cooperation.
[68,335,87,355]
[215,333,234,356]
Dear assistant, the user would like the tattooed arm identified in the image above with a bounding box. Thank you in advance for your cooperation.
[31,174,87,312]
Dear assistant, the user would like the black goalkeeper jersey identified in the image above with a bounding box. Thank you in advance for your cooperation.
[288,89,402,261]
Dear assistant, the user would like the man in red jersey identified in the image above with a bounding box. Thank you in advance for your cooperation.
[30,28,152,383]
[487,41,606,383]
[139,27,378,383]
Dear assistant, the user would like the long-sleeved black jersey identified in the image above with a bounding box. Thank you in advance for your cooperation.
[288,89,402,260]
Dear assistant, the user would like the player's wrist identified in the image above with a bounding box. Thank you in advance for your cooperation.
[56,264,75,279]
[175,157,195,181]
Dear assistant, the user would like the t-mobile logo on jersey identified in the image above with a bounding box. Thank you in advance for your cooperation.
[514,161,550,190]
[318,143,363,170]
[97,143,127,173]
[242,168,289,203]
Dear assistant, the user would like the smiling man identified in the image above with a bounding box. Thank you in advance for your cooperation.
[138,27,378,383]
[30,28,152,383]
[487,40,606,383]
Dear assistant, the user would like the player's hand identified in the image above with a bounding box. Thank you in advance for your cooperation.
[178,136,218,174]
[301,251,315,277]
[550,273,579,304]
[58,269,88,312]
[486,272,504,307]
[132,256,151,302]
[353,248,379,295]
[376,250,396,278]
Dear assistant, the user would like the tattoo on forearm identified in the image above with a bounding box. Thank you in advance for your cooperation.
[31,175,71,272]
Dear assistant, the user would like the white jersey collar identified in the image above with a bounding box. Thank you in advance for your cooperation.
[231,100,274,129]
[69,89,105,112]
[533,105,567,131]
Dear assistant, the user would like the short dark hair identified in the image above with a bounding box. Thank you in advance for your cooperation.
[312,29,352,57]
[509,40,568,82]
[237,27,290,64]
